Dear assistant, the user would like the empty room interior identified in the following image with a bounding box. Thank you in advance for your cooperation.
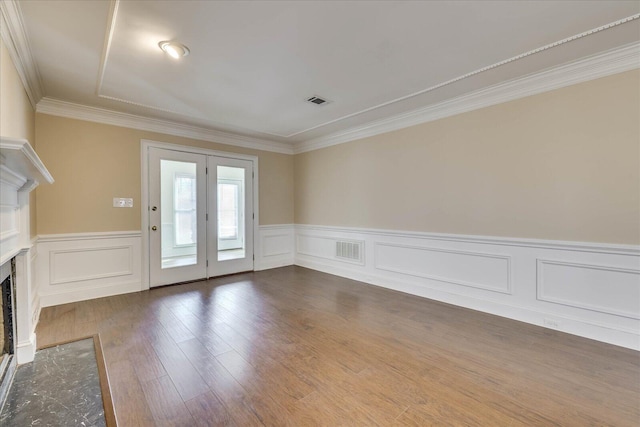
[0,0,639,425]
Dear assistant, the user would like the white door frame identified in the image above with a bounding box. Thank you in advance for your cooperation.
[141,139,259,290]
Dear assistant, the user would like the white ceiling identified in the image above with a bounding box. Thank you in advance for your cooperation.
[16,1,640,147]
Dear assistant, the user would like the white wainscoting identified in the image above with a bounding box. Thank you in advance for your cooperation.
[256,225,295,271]
[536,259,640,319]
[294,225,640,350]
[375,242,512,294]
[36,231,142,307]
[32,225,640,350]
[34,227,295,306]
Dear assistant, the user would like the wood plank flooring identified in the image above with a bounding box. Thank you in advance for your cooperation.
[36,266,640,426]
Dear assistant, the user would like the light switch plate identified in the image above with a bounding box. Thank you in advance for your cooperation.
[113,198,133,208]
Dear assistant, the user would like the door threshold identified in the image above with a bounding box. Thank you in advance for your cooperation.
[150,270,255,289]
[207,270,254,280]
[150,277,208,289]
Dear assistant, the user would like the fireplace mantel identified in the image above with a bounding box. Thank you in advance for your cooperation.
[0,136,53,364]
[1,137,53,262]
[0,137,53,187]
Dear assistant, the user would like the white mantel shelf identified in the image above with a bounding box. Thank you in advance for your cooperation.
[0,136,54,188]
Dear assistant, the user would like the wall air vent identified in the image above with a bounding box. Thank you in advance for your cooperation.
[336,240,364,264]
[306,96,330,105]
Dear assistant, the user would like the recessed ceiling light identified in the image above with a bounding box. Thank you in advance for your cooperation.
[158,41,190,59]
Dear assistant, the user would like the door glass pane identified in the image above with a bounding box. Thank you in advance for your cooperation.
[218,183,239,239]
[174,174,197,245]
[161,160,197,269]
[218,166,245,261]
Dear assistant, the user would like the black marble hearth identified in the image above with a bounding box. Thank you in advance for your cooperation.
[0,338,106,426]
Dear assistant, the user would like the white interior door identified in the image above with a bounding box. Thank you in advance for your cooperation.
[207,156,254,276]
[149,147,207,287]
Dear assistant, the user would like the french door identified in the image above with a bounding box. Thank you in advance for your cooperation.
[148,147,254,287]
[207,156,254,277]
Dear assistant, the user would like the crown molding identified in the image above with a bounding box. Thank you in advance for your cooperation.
[289,14,640,141]
[289,14,640,139]
[0,0,44,108]
[96,0,119,97]
[28,40,640,157]
[36,98,295,155]
[13,2,638,157]
[293,41,640,154]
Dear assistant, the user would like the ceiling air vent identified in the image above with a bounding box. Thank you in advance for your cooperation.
[306,95,330,105]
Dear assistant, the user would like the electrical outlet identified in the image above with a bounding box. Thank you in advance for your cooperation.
[113,198,134,208]
[543,318,562,330]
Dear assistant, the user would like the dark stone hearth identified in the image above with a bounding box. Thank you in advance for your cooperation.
[0,338,106,426]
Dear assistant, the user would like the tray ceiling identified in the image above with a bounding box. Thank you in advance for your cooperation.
[17,1,640,146]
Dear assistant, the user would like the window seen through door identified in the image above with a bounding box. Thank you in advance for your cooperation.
[174,173,197,246]
[218,182,239,240]
[217,165,246,260]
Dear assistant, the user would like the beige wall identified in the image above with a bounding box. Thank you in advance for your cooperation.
[295,70,640,245]
[35,114,294,234]
[0,38,37,237]
[0,40,34,142]
[27,69,640,244]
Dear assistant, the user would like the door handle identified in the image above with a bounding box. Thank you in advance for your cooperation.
[151,226,157,231]
[151,206,157,211]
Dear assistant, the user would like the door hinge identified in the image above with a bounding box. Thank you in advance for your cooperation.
[253,255,255,261]
[206,260,209,267]
[252,213,254,220]
[206,213,208,221]
[206,167,208,174]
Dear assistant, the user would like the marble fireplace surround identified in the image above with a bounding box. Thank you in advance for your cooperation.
[0,137,53,401]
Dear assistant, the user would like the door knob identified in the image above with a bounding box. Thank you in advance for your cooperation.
[151,206,157,211]
[151,226,157,231]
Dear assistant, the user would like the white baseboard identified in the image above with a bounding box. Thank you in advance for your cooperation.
[11,246,38,364]
[36,231,142,307]
[256,225,295,271]
[294,224,640,350]
[38,280,142,307]
[15,333,36,364]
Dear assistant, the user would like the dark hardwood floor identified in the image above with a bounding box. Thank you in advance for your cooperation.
[36,266,639,426]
